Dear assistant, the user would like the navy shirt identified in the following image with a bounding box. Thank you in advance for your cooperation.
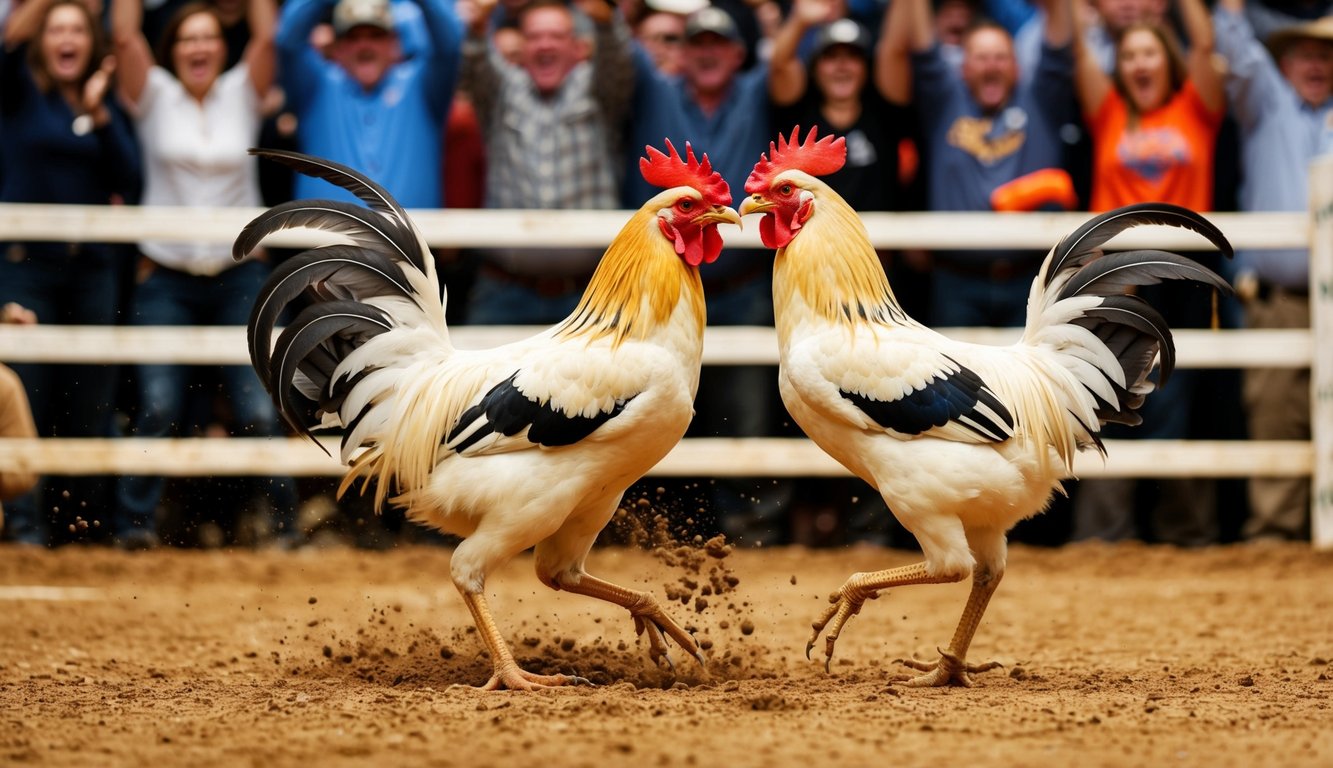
[0,44,141,210]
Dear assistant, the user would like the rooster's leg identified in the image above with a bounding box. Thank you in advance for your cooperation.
[554,572,706,672]
[892,564,1004,687]
[460,591,591,691]
[808,562,962,671]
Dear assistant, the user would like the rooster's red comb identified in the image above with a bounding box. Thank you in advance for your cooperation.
[640,139,732,207]
[744,126,846,195]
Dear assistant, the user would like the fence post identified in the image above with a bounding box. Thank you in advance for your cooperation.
[1309,156,1333,550]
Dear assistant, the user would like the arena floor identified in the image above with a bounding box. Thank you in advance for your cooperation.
[3,535,1330,767]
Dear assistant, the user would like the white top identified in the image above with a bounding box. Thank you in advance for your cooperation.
[129,63,261,275]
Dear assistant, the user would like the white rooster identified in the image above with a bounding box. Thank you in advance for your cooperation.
[738,127,1233,687]
[233,144,740,690]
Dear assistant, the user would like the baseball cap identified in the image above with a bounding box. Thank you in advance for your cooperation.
[685,7,740,43]
[333,0,394,37]
[811,19,871,59]
[645,0,710,14]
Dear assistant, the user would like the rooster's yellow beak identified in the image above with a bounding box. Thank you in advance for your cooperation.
[739,195,774,218]
[700,205,743,230]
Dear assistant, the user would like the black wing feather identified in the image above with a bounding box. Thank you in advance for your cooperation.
[446,373,634,453]
[841,359,1013,441]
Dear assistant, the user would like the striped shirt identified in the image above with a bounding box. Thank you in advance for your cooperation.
[463,15,634,213]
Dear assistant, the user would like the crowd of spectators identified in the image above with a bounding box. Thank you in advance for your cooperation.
[0,0,1326,549]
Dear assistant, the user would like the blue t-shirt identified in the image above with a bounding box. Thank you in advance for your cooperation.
[913,41,1072,265]
[622,47,771,212]
[276,0,461,209]
[913,42,1071,214]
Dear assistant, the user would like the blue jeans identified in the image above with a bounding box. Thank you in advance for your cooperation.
[928,267,1032,328]
[464,273,583,325]
[695,268,795,545]
[115,260,296,537]
[0,243,123,544]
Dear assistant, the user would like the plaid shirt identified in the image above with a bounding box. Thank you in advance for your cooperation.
[463,15,634,212]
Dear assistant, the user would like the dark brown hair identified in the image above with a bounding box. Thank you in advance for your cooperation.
[27,0,109,94]
[1112,21,1188,120]
[154,1,226,78]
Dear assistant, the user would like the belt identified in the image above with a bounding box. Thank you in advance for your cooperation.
[935,256,1044,281]
[479,263,588,298]
[1256,281,1308,301]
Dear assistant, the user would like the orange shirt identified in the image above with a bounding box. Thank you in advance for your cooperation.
[1087,81,1224,213]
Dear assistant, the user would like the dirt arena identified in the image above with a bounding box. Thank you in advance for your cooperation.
[3,532,1331,767]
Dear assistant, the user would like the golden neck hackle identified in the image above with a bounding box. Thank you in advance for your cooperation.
[773,183,907,338]
[556,209,706,347]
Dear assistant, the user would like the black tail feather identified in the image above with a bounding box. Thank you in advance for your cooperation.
[1039,202,1234,436]
[1057,249,1234,302]
[246,245,415,380]
[1075,294,1176,385]
[1046,203,1233,288]
[268,301,393,444]
[233,198,421,269]
[248,149,415,245]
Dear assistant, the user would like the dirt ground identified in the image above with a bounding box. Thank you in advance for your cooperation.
[2,535,1331,768]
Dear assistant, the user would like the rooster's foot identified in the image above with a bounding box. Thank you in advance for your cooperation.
[891,647,1001,688]
[631,599,707,674]
[479,664,592,692]
[806,577,881,672]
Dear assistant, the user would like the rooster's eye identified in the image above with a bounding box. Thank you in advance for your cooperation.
[679,200,693,211]
[780,184,793,195]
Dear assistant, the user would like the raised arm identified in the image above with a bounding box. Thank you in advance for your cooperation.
[242,0,278,98]
[770,0,837,106]
[908,0,935,52]
[876,0,919,103]
[576,0,634,134]
[1044,0,1072,47]
[458,0,503,133]
[1211,0,1281,127]
[3,0,51,47]
[275,0,335,115]
[1069,0,1108,115]
[417,0,464,120]
[1179,0,1224,112]
[110,0,155,105]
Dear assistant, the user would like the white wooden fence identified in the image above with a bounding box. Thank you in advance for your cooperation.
[0,181,1328,548]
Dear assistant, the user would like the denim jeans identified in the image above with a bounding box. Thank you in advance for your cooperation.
[928,267,1033,329]
[0,244,123,544]
[115,259,296,537]
[463,272,584,326]
[694,269,795,546]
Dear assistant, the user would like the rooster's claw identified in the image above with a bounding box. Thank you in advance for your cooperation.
[480,666,593,691]
[631,603,707,677]
[891,647,1002,688]
[806,577,879,672]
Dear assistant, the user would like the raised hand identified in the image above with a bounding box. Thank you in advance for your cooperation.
[82,55,116,128]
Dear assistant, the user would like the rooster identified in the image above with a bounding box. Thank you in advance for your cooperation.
[233,142,740,690]
[738,127,1232,687]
